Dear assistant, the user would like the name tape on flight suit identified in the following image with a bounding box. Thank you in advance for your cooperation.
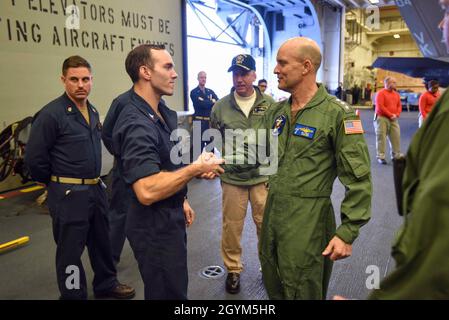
[252,105,268,115]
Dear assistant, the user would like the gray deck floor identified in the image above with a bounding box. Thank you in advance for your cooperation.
[0,109,419,300]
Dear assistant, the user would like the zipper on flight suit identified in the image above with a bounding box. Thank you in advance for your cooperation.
[278,106,307,168]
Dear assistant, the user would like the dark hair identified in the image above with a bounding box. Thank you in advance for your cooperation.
[62,56,91,76]
[125,44,166,83]
[427,79,439,89]
[258,79,267,85]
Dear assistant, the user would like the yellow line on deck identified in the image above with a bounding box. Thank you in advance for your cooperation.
[0,236,30,253]
[20,186,44,193]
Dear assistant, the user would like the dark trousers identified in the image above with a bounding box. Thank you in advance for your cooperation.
[108,164,132,266]
[47,182,117,299]
[126,198,188,300]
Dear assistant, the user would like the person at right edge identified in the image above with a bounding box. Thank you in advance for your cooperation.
[418,80,440,128]
[334,4,449,300]
[366,7,449,300]
[374,77,402,165]
[256,37,372,300]
[366,93,449,299]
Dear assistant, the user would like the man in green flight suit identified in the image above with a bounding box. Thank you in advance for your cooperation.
[259,37,372,300]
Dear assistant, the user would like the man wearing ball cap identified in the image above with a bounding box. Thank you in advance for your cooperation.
[210,53,275,294]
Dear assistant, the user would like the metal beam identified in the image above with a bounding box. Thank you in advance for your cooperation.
[332,0,347,8]
[187,35,245,47]
[187,0,244,45]
[347,0,361,7]
[214,10,247,44]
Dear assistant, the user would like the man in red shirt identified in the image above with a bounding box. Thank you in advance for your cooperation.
[418,80,440,127]
[374,77,402,164]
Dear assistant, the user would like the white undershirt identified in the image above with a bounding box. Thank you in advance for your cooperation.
[234,90,256,118]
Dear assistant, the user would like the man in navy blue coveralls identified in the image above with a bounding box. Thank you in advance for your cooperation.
[112,44,225,299]
[102,94,134,267]
[25,56,135,300]
[190,71,218,153]
[103,95,169,267]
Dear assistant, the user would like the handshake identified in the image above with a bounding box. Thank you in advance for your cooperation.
[192,152,225,180]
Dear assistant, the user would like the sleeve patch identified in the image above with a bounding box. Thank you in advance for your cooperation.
[344,120,364,134]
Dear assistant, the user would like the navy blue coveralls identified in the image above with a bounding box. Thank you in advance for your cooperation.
[112,92,188,300]
[25,93,117,299]
[190,86,218,154]
[102,89,135,266]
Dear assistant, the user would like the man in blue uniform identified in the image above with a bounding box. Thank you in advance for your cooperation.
[102,94,134,267]
[103,94,170,267]
[112,44,224,299]
[190,71,218,153]
[25,56,135,300]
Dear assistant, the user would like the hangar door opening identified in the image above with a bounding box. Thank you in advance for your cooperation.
[186,0,269,111]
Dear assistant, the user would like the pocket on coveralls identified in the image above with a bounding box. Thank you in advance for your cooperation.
[49,183,89,223]
[339,142,370,180]
[291,266,322,300]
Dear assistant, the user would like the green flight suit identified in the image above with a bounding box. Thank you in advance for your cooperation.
[210,87,275,186]
[259,84,372,299]
[369,89,449,299]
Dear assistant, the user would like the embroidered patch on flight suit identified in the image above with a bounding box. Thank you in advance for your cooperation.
[344,120,364,134]
[293,124,316,139]
[272,115,287,136]
[252,105,268,115]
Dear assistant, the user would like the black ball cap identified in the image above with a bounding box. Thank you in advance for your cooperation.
[228,54,256,72]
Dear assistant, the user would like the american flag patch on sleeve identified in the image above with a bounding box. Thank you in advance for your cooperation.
[344,120,364,134]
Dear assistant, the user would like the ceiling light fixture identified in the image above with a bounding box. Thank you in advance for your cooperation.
[393,34,400,39]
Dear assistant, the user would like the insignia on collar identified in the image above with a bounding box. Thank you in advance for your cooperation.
[67,106,72,112]
[272,115,287,136]
[293,124,316,139]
